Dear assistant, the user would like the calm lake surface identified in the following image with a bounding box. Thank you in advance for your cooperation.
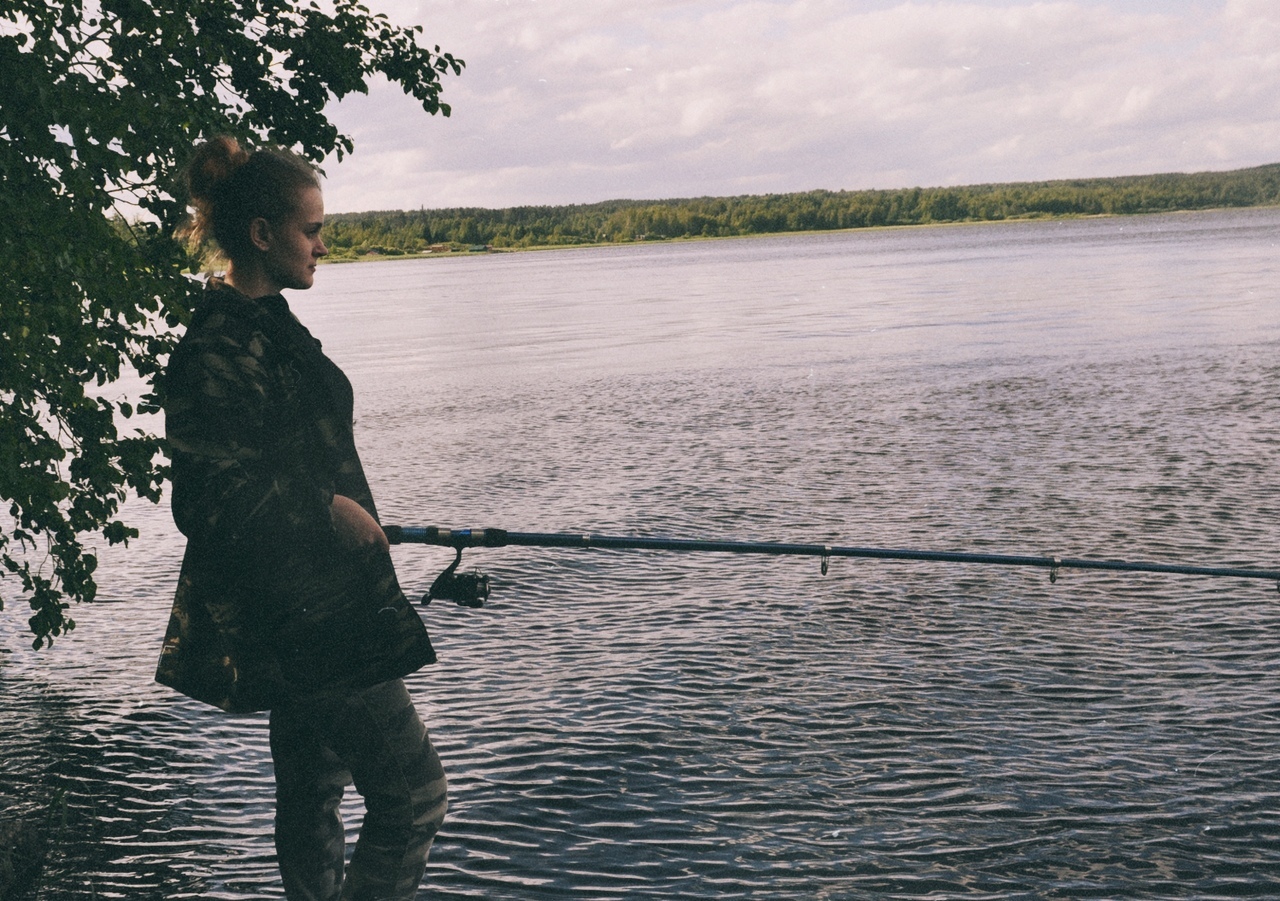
[4,209,1280,899]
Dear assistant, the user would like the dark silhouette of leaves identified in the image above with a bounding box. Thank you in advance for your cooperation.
[0,0,462,647]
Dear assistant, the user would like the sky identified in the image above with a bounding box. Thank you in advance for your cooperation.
[319,0,1280,214]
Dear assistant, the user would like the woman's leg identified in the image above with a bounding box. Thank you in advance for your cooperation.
[269,679,446,901]
[335,679,448,901]
[270,703,352,901]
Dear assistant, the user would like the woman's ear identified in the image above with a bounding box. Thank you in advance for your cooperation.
[248,217,273,252]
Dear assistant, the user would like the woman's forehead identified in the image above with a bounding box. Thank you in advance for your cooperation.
[294,185,324,221]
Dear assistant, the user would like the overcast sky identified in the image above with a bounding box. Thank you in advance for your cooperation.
[319,0,1280,214]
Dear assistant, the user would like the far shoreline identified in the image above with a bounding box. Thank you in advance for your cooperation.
[321,204,1278,266]
[320,163,1280,264]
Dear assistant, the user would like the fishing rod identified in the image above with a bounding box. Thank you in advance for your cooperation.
[383,525,1280,608]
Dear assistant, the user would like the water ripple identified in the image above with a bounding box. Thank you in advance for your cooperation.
[6,213,1280,898]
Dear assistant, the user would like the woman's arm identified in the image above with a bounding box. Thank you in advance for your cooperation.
[166,328,336,549]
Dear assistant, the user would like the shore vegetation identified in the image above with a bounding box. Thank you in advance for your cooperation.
[324,163,1280,259]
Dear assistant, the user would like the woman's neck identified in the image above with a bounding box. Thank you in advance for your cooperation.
[224,262,280,300]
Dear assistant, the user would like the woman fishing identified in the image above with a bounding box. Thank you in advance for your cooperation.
[156,135,446,900]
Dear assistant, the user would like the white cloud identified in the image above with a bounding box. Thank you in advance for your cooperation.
[320,0,1280,212]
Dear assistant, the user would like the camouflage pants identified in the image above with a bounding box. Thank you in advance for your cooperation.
[269,678,448,901]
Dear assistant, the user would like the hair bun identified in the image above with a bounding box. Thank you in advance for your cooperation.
[187,136,250,204]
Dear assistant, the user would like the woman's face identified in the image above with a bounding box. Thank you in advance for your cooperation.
[260,186,328,292]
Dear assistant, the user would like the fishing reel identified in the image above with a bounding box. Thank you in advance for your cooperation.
[422,547,489,608]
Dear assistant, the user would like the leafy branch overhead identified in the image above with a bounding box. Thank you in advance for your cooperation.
[0,0,463,648]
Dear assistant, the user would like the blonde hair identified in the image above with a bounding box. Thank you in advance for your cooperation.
[183,136,320,265]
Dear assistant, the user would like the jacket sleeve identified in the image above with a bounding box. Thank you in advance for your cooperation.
[166,324,337,550]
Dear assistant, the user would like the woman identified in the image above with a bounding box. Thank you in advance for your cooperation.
[156,135,446,901]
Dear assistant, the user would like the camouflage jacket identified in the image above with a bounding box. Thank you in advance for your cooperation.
[156,280,434,712]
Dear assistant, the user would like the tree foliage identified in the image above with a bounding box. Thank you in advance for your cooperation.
[0,0,462,648]
[323,163,1280,256]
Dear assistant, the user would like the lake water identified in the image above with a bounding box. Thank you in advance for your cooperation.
[3,209,1280,899]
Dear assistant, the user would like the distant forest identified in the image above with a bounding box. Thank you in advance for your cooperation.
[323,163,1280,259]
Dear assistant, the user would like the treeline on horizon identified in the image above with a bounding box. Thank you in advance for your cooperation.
[323,163,1280,258]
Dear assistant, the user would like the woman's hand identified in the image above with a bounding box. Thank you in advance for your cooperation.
[330,494,390,553]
